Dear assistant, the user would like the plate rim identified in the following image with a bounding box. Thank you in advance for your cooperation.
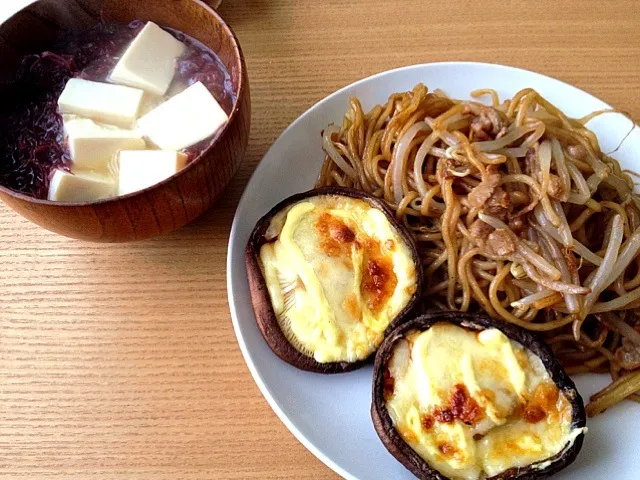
[226,61,621,480]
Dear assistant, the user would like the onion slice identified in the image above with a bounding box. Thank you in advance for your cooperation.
[551,138,571,201]
[552,200,574,248]
[477,212,508,230]
[604,225,640,288]
[391,122,430,203]
[520,261,590,294]
[539,140,552,187]
[582,214,624,317]
[537,227,581,313]
[473,124,539,151]
[534,204,603,265]
[511,289,557,309]
[413,132,438,196]
[323,125,357,179]
[566,162,590,205]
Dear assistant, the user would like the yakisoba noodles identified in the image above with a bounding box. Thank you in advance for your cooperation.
[316,83,640,416]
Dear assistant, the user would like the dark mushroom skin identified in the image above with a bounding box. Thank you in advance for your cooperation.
[245,186,423,373]
[371,311,586,480]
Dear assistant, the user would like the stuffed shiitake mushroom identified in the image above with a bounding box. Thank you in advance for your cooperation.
[372,312,586,480]
[245,187,422,373]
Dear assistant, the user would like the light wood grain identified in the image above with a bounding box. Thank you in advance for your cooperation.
[1,0,639,478]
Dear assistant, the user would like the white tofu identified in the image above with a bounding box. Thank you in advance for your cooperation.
[137,81,228,151]
[58,78,144,128]
[48,169,116,202]
[64,117,146,172]
[118,150,188,196]
[109,22,185,96]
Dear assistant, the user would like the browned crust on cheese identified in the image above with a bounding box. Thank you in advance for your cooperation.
[245,186,423,373]
[371,311,586,480]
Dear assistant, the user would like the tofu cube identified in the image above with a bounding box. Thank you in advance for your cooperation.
[58,78,145,128]
[118,150,188,196]
[137,81,228,151]
[64,117,146,173]
[48,169,116,202]
[109,21,185,96]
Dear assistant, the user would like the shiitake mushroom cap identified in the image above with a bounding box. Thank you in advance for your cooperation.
[371,311,586,480]
[245,186,423,373]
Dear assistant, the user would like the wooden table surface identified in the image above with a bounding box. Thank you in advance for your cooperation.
[1,0,639,478]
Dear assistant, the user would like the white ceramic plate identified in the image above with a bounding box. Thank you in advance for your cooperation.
[227,62,640,480]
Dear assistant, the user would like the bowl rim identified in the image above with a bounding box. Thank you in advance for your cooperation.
[0,0,246,207]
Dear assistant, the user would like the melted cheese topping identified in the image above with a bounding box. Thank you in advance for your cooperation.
[259,195,417,363]
[385,323,585,480]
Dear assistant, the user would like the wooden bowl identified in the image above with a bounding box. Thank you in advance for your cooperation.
[0,0,250,242]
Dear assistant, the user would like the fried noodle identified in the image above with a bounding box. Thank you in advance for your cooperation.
[315,83,640,416]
